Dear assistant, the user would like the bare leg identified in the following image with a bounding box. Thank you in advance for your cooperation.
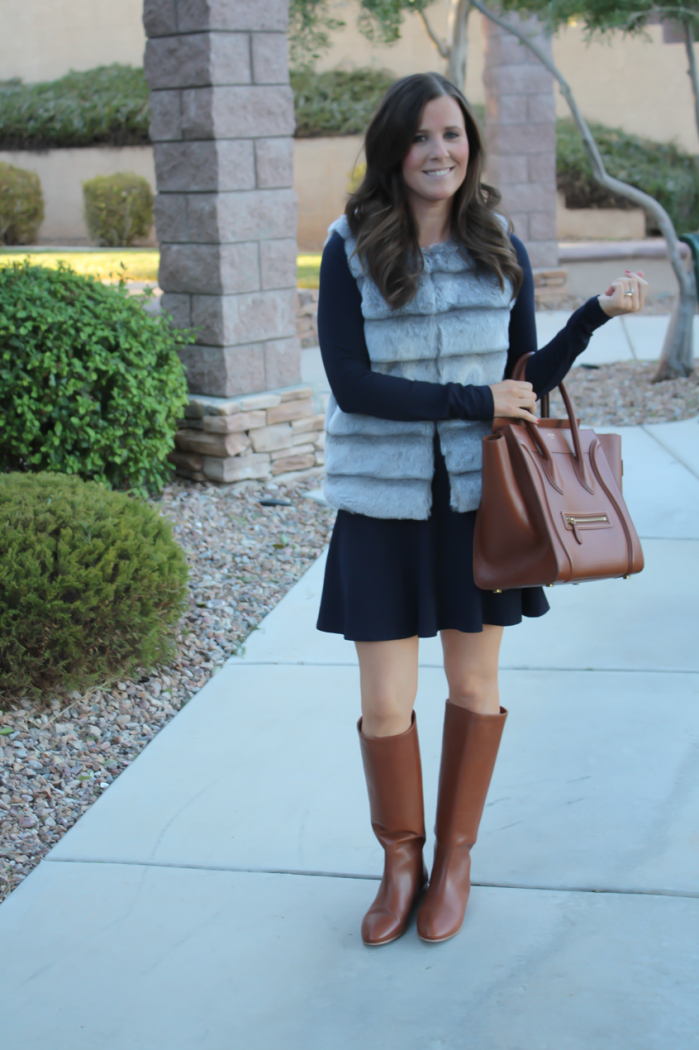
[440,625,504,715]
[356,636,419,738]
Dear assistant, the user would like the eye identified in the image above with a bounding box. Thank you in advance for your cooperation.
[445,130,461,139]
[413,133,427,143]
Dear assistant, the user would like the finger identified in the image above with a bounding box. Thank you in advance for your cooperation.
[621,277,637,308]
[518,409,539,424]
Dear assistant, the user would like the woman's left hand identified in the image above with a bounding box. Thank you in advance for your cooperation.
[598,270,649,317]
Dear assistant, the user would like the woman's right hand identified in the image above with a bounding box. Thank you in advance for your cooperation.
[489,380,538,424]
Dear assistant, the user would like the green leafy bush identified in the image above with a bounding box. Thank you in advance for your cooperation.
[0,262,189,494]
[0,472,188,695]
[556,118,699,234]
[291,67,396,137]
[83,172,154,247]
[0,65,150,151]
[0,161,44,245]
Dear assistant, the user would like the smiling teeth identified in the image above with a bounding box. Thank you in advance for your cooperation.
[424,168,453,177]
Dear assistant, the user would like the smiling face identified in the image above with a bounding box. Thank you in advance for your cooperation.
[401,95,470,209]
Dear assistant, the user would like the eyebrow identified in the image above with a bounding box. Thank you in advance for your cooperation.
[416,125,463,133]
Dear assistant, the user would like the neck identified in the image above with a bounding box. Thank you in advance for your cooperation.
[408,194,453,249]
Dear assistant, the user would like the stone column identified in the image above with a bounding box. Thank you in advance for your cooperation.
[483,15,560,275]
[143,0,301,398]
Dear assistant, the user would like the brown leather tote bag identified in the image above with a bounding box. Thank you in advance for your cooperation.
[473,353,644,591]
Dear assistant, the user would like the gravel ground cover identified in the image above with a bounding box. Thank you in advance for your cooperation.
[549,361,699,425]
[0,476,335,903]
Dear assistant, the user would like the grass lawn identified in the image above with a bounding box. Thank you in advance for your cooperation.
[0,248,323,289]
[297,253,321,289]
[0,247,160,282]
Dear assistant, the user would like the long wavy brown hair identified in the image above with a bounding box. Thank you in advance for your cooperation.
[346,72,522,309]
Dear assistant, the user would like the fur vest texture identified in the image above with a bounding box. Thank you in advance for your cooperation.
[324,214,514,520]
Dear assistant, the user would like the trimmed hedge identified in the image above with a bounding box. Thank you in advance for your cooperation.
[0,262,190,495]
[0,65,150,151]
[291,67,396,137]
[556,118,699,234]
[0,472,188,695]
[83,172,154,247]
[0,161,44,244]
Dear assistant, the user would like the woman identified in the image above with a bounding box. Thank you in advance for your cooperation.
[316,73,647,946]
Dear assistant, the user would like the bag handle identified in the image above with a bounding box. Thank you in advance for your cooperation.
[511,353,594,494]
[511,352,549,418]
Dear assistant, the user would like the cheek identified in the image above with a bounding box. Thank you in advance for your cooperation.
[402,144,423,179]
[455,141,470,170]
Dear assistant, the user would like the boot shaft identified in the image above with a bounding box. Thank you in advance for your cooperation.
[358,713,426,847]
[434,702,507,848]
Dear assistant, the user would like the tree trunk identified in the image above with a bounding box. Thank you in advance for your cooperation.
[447,0,471,91]
[684,20,699,147]
[472,0,696,380]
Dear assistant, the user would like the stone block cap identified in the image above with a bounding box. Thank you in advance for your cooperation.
[185,384,314,418]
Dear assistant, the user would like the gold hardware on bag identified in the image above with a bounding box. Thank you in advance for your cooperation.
[546,583,554,588]
[564,512,610,545]
[623,574,630,579]
[565,514,609,525]
[493,589,502,594]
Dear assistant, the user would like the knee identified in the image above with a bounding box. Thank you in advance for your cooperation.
[361,692,413,738]
[448,672,498,715]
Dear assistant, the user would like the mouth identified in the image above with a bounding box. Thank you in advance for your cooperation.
[422,167,455,178]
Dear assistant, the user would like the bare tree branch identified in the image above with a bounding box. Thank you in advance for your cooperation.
[471,0,696,378]
[418,8,451,58]
[684,18,699,145]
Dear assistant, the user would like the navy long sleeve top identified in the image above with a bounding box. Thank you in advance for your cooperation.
[317,231,610,422]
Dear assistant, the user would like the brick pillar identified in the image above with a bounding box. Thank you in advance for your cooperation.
[483,15,558,270]
[143,0,301,398]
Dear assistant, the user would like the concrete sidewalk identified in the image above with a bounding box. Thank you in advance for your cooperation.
[1,336,698,1047]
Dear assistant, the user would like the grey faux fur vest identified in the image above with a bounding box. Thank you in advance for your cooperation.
[324,214,514,520]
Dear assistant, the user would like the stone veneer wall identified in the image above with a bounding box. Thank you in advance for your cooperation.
[170,384,325,483]
[143,0,301,398]
[483,15,559,272]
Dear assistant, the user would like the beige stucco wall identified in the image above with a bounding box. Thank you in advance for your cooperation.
[0,148,156,245]
[294,136,365,251]
[552,22,698,152]
[0,0,146,81]
[316,2,486,104]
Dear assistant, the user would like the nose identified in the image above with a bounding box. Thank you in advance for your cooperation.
[429,136,450,160]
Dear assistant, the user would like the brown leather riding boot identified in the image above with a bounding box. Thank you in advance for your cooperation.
[417,701,507,943]
[358,712,428,946]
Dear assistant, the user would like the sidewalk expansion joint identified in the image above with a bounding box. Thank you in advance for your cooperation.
[43,857,699,900]
[618,316,638,360]
[641,425,699,481]
[229,661,698,675]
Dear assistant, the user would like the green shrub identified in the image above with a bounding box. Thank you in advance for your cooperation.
[83,172,154,247]
[291,67,396,137]
[0,262,189,494]
[0,162,44,245]
[556,118,699,234]
[0,472,188,695]
[0,65,150,151]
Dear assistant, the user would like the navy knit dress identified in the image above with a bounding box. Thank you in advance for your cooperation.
[316,232,610,642]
